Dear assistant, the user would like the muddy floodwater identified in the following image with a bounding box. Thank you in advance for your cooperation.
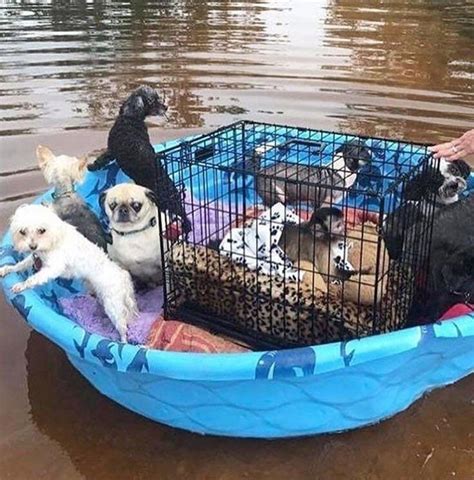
[0,1,473,479]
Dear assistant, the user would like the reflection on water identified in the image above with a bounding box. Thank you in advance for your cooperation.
[0,0,473,140]
[24,332,474,480]
[325,0,474,139]
[1,1,474,479]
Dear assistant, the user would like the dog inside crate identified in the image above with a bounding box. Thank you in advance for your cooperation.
[160,121,437,350]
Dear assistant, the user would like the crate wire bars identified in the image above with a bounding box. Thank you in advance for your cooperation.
[158,121,437,350]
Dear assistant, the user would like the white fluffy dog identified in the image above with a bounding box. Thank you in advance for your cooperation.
[0,204,137,342]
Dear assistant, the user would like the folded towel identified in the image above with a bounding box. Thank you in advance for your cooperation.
[59,287,163,344]
[147,317,248,353]
[219,202,303,282]
[220,202,359,282]
[60,286,247,352]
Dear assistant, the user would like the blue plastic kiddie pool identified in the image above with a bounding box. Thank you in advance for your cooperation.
[1,126,473,438]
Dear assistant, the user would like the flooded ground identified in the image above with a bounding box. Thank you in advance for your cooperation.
[0,1,473,478]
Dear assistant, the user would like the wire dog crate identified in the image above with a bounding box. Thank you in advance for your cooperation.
[158,121,437,350]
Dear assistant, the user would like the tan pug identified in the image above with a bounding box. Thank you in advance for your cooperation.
[101,183,169,286]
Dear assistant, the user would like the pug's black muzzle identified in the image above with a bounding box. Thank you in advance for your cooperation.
[116,206,131,223]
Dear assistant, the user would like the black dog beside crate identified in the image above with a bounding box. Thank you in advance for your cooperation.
[158,121,437,350]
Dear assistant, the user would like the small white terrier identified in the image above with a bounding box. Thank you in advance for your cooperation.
[36,145,108,250]
[0,204,137,342]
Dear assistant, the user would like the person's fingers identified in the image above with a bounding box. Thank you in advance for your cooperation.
[460,129,474,140]
[431,130,474,159]
[432,146,456,159]
[430,138,462,154]
[459,136,474,155]
[429,141,453,152]
[431,138,467,159]
[439,148,467,161]
[453,149,467,160]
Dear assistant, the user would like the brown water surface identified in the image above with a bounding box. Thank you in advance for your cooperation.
[0,1,473,479]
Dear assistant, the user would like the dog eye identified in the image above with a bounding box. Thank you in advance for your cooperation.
[37,228,46,235]
[19,229,26,236]
[109,201,117,211]
[131,202,142,213]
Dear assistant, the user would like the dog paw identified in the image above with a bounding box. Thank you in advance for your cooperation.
[0,266,12,278]
[116,326,128,343]
[11,282,27,294]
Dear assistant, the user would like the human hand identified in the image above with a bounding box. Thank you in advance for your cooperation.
[429,129,474,161]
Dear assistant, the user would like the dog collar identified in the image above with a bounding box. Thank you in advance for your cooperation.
[33,253,42,272]
[450,289,472,304]
[52,189,75,200]
[112,217,157,237]
[409,196,447,209]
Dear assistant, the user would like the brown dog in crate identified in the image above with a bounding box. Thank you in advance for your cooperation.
[278,206,388,304]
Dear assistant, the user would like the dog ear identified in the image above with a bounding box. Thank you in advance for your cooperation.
[334,143,345,155]
[307,208,328,235]
[78,156,88,172]
[145,189,159,207]
[309,207,343,224]
[451,159,471,180]
[36,145,55,169]
[405,168,443,201]
[135,85,155,97]
[308,208,324,226]
[120,94,145,118]
[99,190,108,211]
[10,203,29,225]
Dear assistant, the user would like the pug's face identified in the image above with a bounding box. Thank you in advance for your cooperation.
[102,184,157,228]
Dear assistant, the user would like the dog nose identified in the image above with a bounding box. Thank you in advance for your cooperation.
[30,243,37,251]
[446,181,459,193]
[117,205,130,222]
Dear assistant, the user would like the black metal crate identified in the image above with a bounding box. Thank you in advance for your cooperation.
[158,120,437,350]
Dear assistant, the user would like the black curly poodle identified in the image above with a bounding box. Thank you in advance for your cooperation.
[425,193,474,317]
[89,85,191,233]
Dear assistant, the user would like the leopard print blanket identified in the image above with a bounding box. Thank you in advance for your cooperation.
[166,242,413,347]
